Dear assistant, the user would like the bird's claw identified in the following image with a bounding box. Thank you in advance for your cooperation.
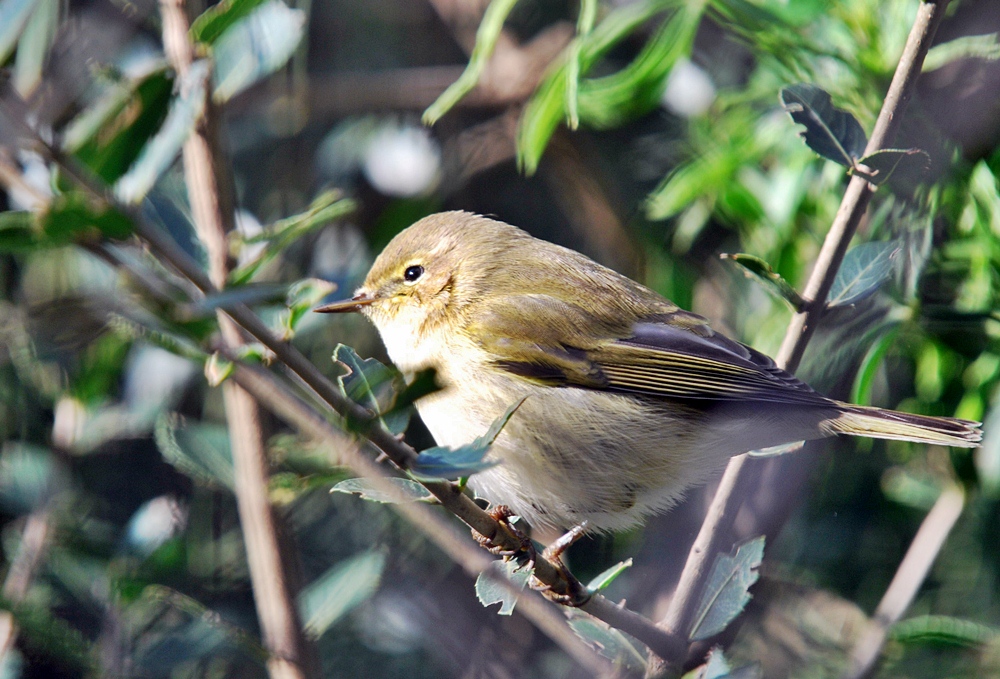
[473,505,534,558]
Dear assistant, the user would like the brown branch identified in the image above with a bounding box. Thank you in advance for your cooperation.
[844,484,965,679]
[649,0,954,672]
[0,511,52,664]
[159,1,314,678]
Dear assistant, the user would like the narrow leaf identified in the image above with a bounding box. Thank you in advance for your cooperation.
[282,277,337,337]
[0,211,37,252]
[190,0,267,44]
[827,241,900,308]
[689,535,765,641]
[475,557,532,615]
[332,478,432,504]
[41,192,133,242]
[780,84,867,167]
[924,33,1000,72]
[565,0,597,129]
[229,192,355,285]
[720,253,806,311]
[855,148,930,186]
[422,0,519,125]
[211,0,306,102]
[890,614,999,647]
[517,0,673,174]
[568,614,647,671]
[748,441,803,458]
[586,558,632,592]
[299,551,385,639]
[12,0,58,97]
[0,0,37,64]
[114,61,209,204]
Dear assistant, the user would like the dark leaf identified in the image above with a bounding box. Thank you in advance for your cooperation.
[690,535,764,641]
[475,556,532,615]
[827,241,900,308]
[721,253,806,311]
[780,84,867,167]
[568,613,646,671]
[154,413,234,490]
[890,614,998,648]
[299,551,385,639]
[41,192,133,242]
[333,344,409,436]
[410,397,525,480]
[115,61,210,204]
[0,210,37,251]
[331,478,433,504]
[855,148,930,186]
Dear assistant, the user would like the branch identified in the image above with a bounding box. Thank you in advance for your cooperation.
[844,485,965,679]
[159,1,314,677]
[0,511,52,664]
[649,0,953,671]
[0,79,683,674]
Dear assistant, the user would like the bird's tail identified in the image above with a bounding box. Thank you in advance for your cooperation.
[824,404,981,448]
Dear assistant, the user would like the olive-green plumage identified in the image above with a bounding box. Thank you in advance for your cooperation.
[317,212,981,531]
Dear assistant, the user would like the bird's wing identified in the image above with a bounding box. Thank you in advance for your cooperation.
[468,294,828,406]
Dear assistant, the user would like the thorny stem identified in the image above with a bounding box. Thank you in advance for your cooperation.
[650,1,954,674]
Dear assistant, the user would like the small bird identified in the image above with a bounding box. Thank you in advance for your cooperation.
[316,212,981,532]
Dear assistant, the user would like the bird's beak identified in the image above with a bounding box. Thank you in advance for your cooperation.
[314,291,377,314]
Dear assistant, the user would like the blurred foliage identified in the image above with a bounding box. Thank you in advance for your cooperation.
[0,0,999,677]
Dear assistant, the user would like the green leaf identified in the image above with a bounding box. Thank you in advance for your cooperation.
[689,535,764,641]
[0,0,38,64]
[299,551,385,639]
[891,615,999,647]
[564,0,598,129]
[41,192,133,242]
[422,0,519,125]
[203,352,234,387]
[70,68,174,184]
[154,413,235,490]
[568,613,647,671]
[211,0,306,103]
[851,327,900,406]
[576,0,705,129]
[827,240,900,308]
[282,277,337,338]
[0,211,37,252]
[12,0,57,96]
[924,33,1000,72]
[586,558,632,592]
[855,148,930,186]
[517,0,676,175]
[646,149,741,221]
[229,192,355,285]
[331,477,432,504]
[190,0,267,44]
[683,647,762,679]
[475,556,532,615]
[333,344,409,436]
[780,84,867,167]
[410,397,525,480]
[976,403,1000,498]
[720,253,806,311]
[114,61,210,204]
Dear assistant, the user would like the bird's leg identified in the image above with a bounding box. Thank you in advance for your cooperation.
[533,522,589,606]
[473,505,534,558]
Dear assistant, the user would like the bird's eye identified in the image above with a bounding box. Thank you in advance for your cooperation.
[403,265,424,283]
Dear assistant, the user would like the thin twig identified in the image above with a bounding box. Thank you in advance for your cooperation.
[650,0,953,672]
[844,484,965,679]
[0,511,52,664]
[159,1,313,677]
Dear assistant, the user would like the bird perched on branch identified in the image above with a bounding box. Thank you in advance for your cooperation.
[317,212,980,532]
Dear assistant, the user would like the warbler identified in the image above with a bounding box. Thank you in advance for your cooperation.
[316,212,981,532]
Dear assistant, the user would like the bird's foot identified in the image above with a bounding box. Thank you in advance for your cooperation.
[473,505,534,558]
[533,522,590,606]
